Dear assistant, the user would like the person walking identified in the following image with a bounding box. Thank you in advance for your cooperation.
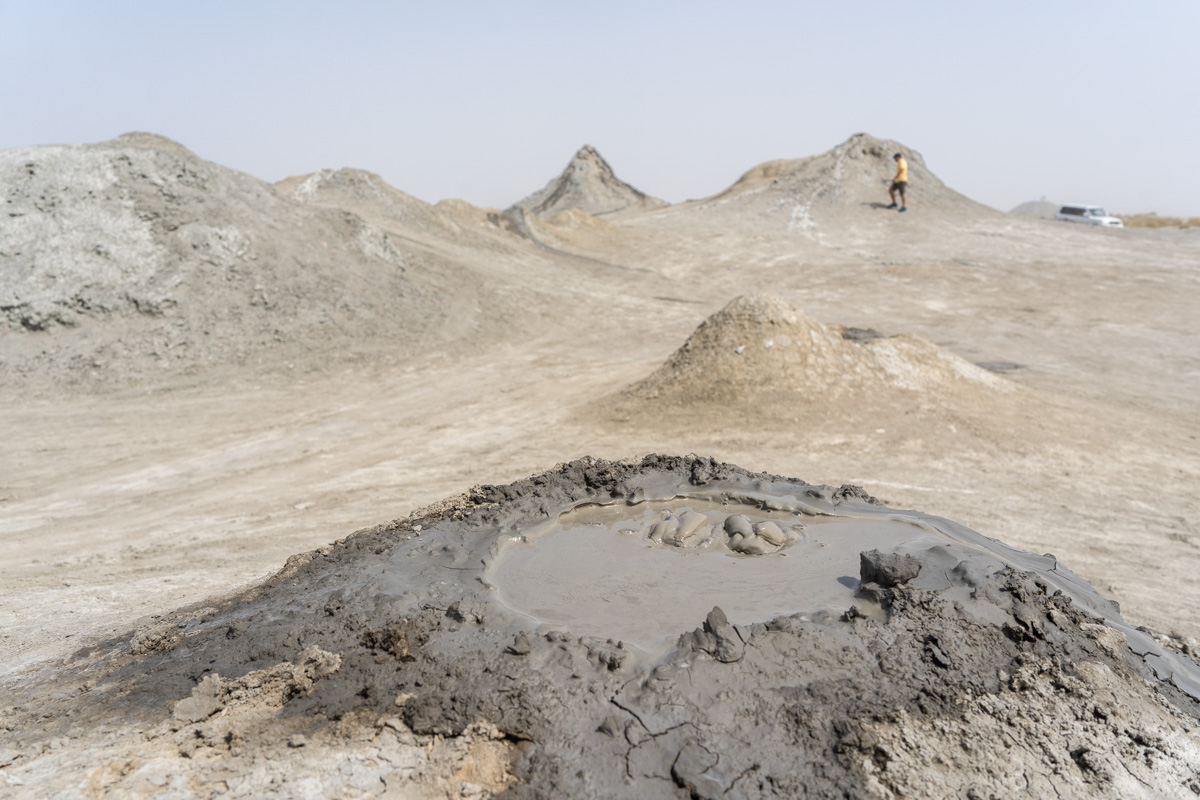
[887,152,908,212]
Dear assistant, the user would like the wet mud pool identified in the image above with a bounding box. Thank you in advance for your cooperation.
[489,499,941,651]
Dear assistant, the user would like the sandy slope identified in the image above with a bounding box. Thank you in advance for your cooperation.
[1,133,1199,797]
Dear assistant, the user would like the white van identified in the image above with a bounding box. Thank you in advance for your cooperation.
[1056,205,1124,228]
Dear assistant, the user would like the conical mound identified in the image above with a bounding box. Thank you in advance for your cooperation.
[508,144,666,219]
[8,457,1199,798]
[666,134,998,237]
[623,294,1010,409]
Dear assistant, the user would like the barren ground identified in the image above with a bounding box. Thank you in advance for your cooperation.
[5,217,1198,672]
[2,135,1199,797]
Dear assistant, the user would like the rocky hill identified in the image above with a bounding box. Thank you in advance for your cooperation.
[0,134,447,389]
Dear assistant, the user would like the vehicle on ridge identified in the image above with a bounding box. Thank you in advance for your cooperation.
[1056,204,1124,228]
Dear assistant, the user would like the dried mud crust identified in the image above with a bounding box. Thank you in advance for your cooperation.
[3,455,1200,799]
[0,135,452,392]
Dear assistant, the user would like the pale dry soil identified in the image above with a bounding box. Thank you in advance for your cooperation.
[2,219,1199,684]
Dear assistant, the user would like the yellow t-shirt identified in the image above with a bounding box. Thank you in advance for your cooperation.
[894,157,908,182]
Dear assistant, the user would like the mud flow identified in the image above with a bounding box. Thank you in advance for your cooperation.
[487,497,952,652]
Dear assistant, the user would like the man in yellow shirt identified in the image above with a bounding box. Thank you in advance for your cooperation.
[887,152,908,212]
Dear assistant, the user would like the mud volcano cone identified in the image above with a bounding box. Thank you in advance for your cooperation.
[687,133,995,223]
[508,144,667,220]
[615,294,1016,424]
[10,457,1200,798]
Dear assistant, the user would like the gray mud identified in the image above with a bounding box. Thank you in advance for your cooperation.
[4,455,1200,798]
[491,500,939,654]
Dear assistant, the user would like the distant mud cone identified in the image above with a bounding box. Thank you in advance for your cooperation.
[277,167,447,231]
[110,131,197,157]
[508,144,666,219]
[1010,199,1060,219]
[620,294,1011,411]
[669,134,997,237]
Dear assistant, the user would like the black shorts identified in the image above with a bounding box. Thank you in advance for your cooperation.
[891,181,908,192]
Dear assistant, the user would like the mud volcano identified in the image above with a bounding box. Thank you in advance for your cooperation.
[7,457,1200,798]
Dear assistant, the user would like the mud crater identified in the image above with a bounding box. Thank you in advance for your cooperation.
[487,496,955,651]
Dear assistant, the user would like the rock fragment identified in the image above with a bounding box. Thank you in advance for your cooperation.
[506,632,532,656]
[860,549,922,588]
[681,606,745,663]
[172,673,223,724]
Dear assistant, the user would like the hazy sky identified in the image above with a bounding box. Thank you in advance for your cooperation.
[3,1,1198,215]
